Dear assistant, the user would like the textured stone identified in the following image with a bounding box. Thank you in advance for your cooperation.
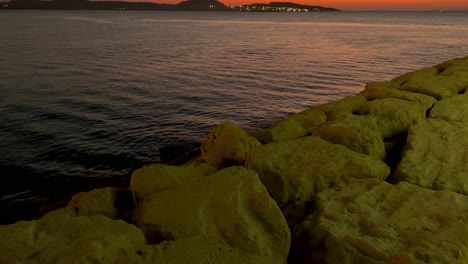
[249,110,325,143]
[312,95,367,120]
[313,113,386,160]
[245,136,390,211]
[359,98,426,138]
[393,118,468,195]
[134,166,290,264]
[392,66,467,100]
[0,215,150,263]
[429,93,468,124]
[437,57,468,83]
[361,81,436,110]
[292,179,468,264]
[130,163,216,204]
[201,122,261,168]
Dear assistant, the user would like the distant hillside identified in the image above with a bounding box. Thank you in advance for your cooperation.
[176,0,228,10]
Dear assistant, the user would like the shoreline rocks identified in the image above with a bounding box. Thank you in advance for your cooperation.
[2,56,468,263]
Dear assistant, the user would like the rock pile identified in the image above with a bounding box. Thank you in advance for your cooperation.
[1,56,468,263]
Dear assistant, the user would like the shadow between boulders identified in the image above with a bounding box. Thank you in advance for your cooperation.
[383,131,407,180]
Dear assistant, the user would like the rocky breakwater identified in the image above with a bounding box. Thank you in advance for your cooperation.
[1,56,468,263]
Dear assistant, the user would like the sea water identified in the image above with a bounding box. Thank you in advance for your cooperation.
[1,10,467,222]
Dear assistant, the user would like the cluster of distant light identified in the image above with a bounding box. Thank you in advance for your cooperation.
[232,5,323,12]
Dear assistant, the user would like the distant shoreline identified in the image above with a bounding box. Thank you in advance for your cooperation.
[0,0,340,11]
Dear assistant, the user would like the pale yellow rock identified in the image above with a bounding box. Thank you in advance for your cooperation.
[134,166,290,264]
[148,235,287,264]
[312,95,367,120]
[437,57,468,86]
[201,122,261,169]
[130,163,216,204]
[249,110,326,144]
[292,179,468,264]
[249,117,310,144]
[359,98,426,138]
[245,136,390,213]
[312,113,386,160]
[361,81,436,110]
[249,96,365,144]
[429,93,468,124]
[0,215,150,264]
[392,66,467,100]
[393,118,468,195]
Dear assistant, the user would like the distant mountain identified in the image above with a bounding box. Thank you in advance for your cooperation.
[176,0,228,11]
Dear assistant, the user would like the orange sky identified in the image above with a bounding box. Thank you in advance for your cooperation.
[158,0,468,11]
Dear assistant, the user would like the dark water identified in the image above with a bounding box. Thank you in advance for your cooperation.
[1,10,467,223]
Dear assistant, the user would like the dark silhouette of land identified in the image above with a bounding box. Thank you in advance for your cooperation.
[0,0,340,11]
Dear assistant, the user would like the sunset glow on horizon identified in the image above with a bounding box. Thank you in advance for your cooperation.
[152,0,468,11]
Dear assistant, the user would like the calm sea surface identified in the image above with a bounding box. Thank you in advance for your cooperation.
[1,10,468,222]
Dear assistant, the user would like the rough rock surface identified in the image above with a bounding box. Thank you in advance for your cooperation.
[359,98,426,138]
[249,110,325,144]
[393,118,468,195]
[392,66,467,100]
[437,57,468,82]
[312,95,367,120]
[133,166,290,264]
[361,81,436,110]
[292,179,468,264]
[312,113,386,160]
[429,93,468,124]
[245,136,390,211]
[201,122,261,168]
[46,187,121,219]
[0,215,150,264]
[130,163,216,204]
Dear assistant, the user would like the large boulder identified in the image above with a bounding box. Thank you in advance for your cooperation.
[44,187,122,219]
[437,57,468,83]
[393,118,468,195]
[312,113,386,160]
[429,93,468,124]
[245,136,390,224]
[359,98,426,138]
[130,163,216,204]
[292,179,468,264]
[0,215,150,263]
[133,166,290,264]
[249,109,326,144]
[361,81,436,110]
[201,122,261,169]
[391,66,466,100]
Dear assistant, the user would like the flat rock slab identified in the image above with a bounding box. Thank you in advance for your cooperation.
[359,98,426,138]
[313,113,386,160]
[438,57,468,83]
[392,66,467,100]
[134,166,290,264]
[245,136,390,210]
[0,215,150,263]
[393,118,468,195]
[249,110,326,144]
[429,93,468,124]
[130,163,216,204]
[361,81,436,110]
[292,179,468,264]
